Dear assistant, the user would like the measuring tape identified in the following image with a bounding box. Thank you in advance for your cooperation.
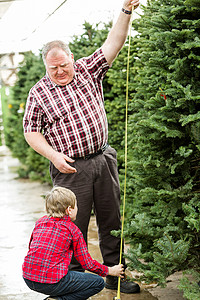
[113,6,135,300]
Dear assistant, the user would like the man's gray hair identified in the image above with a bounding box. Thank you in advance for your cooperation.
[42,40,71,65]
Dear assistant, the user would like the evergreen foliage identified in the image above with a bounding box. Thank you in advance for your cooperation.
[4,51,44,160]
[69,21,111,59]
[113,0,200,297]
[3,52,51,182]
[179,270,200,300]
[0,86,9,146]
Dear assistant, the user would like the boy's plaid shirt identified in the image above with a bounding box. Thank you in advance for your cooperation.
[23,48,110,158]
[22,215,108,283]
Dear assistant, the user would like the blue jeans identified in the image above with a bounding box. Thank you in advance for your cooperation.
[24,271,105,300]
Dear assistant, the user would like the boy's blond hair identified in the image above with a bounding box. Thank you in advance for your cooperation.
[46,186,76,218]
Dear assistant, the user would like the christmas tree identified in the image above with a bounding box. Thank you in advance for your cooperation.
[109,0,200,298]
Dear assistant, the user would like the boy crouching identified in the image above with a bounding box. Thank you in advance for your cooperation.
[22,186,124,300]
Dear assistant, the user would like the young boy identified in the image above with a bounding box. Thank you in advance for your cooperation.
[22,186,124,300]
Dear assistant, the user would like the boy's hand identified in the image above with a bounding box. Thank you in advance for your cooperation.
[108,264,124,278]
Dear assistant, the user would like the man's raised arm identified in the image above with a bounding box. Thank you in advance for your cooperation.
[102,0,139,65]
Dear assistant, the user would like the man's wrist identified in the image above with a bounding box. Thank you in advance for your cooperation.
[122,8,132,15]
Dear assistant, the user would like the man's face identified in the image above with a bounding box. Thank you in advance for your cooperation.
[45,47,75,86]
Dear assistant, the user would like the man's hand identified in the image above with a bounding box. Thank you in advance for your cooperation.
[51,151,77,173]
[24,132,77,174]
[108,264,125,278]
[123,0,140,11]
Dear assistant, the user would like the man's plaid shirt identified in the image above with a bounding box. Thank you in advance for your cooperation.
[22,215,109,283]
[23,48,110,158]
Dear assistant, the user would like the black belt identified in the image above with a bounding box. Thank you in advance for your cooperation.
[78,144,109,160]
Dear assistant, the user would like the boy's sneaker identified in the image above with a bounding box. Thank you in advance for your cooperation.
[105,275,140,294]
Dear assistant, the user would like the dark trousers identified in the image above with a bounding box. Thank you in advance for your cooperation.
[50,146,125,269]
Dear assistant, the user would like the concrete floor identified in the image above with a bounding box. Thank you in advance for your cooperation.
[0,145,186,300]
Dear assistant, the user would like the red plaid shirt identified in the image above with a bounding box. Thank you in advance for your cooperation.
[22,215,109,283]
[23,48,110,158]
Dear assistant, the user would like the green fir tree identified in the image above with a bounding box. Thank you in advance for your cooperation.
[114,0,200,297]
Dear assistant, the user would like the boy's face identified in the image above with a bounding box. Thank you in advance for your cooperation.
[67,202,78,221]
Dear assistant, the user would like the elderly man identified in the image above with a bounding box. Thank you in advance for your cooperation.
[23,0,140,294]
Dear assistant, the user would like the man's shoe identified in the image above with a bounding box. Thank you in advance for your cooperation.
[105,275,140,294]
